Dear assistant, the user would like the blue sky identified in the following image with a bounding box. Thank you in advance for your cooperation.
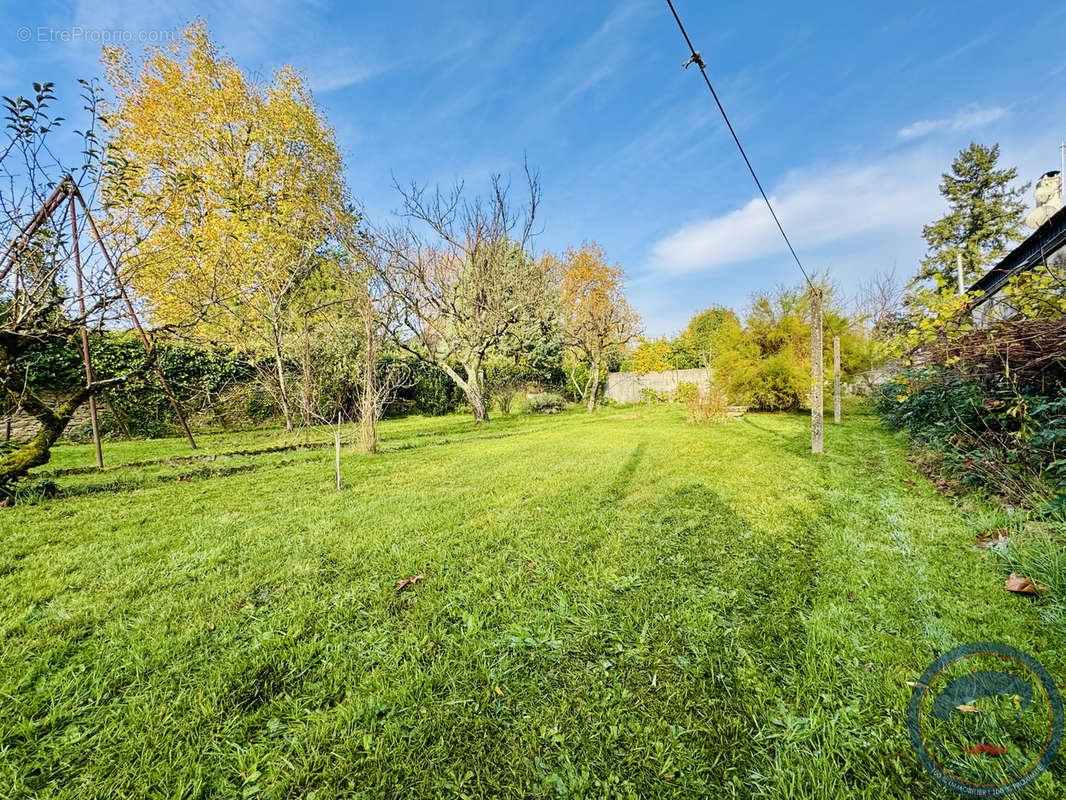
[4,0,1066,335]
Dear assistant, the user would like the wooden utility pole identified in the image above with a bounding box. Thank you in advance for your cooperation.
[833,335,841,425]
[810,287,823,454]
[69,198,103,468]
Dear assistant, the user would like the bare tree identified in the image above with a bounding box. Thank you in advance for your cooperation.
[856,267,905,337]
[300,236,412,455]
[372,167,553,423]
[0,82,155,491]
[356,287,412,453]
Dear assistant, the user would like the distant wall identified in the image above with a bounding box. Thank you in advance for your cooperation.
[605,368,712,405]
[2,391,93,442]
[851,360,902,394]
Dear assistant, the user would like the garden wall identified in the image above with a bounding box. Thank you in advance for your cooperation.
[604,368,712,404]
[2,391,93,441]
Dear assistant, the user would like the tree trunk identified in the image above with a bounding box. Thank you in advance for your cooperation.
[468,386,488,424]
[0,385,90,491]
[273,340,294,433]
[568,366,587,405]
[359,294,378,453]
[586,356,601,412]
[467,364,489,423]
[301,319,313,430]
[439,361,489,423]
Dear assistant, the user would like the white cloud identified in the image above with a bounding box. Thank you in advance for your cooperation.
[649,151,945,275]
[305,57,391,93]
[897,103,1009,140]
[547,0,648,107]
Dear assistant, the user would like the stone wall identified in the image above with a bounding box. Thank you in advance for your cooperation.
[2,391,94,442]
[851,359,902,395]
[604,368,712,405]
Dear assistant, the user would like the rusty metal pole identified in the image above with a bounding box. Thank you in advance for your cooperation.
[69,195,103,468]
[810,288,823,454]
[72,188,197,450]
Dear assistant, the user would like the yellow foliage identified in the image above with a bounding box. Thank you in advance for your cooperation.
[101,22,350,345]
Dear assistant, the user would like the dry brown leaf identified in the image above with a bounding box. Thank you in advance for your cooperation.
[965,742,1007,756]
[525,561,537,572]
[847,591,855,603]
[494,684,504,696]
[1004,572,1040,595]
[976,529,1010,549]
[955,704,982,713]
[395,573,425,592]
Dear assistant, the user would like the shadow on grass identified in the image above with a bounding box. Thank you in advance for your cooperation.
[601,442,646,505]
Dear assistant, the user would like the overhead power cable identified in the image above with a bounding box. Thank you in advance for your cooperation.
[664,0,814,290]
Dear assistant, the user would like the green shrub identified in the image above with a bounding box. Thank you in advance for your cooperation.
[390,360,464,417]
[639,388,668,404]
[677,381,728,423]
[875,367,1066,509]
[525,393,565,414]
[745,353,807,411]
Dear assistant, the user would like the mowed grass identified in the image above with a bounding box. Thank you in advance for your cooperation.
[1,405,1063,798]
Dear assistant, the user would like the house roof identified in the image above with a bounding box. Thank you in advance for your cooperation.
[968,203,1066,307]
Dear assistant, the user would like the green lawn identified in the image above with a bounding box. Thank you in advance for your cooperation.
[1,405,1062,798]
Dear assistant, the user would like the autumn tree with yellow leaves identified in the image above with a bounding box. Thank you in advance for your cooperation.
[100,23,353,431]
[552,242,640,411]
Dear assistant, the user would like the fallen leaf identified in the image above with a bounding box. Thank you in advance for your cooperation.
[1004,572,1040,595]
[207,620,215,630]
[976,529,1010,549]
[901,477,915,485]
[525,561,537,572]
[395,573,425,592]
[847,591,855,603]
[965,743,1007,756]
[955,704,982,713]
[176,475,191,483]
[494,684,504,696]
